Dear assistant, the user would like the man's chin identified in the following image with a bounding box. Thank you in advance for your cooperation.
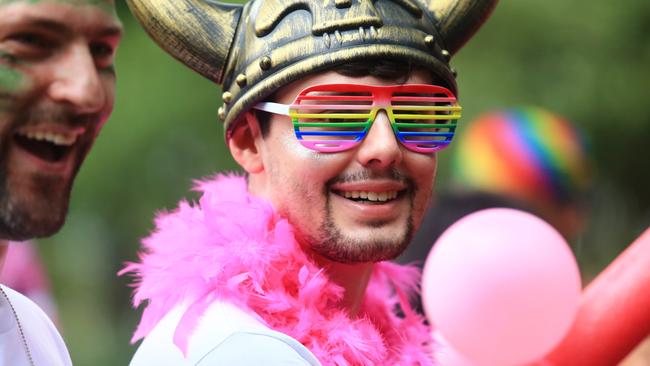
[311,229,412,264]
[316,243,409,264]
[0,212,67,240]
[0,195,69,240]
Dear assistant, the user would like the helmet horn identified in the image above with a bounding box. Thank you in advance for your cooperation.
[425,0,498,55]
[126,0,243,83]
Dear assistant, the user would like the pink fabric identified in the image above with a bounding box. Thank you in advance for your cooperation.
[2,241,49,292]
[121,173,436,365]
[1,242,58,322]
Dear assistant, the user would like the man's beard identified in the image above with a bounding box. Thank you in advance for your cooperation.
[310,212,415,264]
[0,104,90,240]
[0,170,71,241]
[308,170,417,264]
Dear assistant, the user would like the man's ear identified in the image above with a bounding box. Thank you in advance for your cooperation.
[228,112,264,174]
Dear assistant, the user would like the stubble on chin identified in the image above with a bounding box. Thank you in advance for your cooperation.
[0,179,70,240]
[0,101,96,240]
[0,157,73,240]
[307,186,417,264]
[311,217,415,264]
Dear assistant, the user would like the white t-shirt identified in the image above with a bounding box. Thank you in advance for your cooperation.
[130,300,321,366]
[0,285,72,366]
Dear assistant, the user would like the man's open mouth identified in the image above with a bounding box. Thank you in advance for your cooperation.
[13,128,80,163]
[333,189,402,204]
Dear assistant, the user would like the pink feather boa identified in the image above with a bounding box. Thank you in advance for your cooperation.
[122,173,437,365]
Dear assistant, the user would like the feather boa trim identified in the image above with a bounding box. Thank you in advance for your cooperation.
[121,173,436,365]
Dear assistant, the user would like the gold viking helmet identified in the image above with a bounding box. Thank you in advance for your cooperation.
[127,0,498,137]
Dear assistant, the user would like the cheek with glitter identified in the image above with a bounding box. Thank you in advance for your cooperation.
[279,126,327,161]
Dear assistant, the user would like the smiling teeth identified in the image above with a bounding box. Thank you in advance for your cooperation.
[17,130,77,146]
[342,190,398,202]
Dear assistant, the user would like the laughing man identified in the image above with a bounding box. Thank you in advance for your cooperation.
[0,1,122,364]
[123,0,496,364]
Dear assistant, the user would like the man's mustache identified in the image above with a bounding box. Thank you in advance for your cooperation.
[19,103,97,127]
[327,168,410,186]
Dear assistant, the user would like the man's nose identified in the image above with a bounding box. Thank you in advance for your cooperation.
[356,110,403,169]
[47,42,106,114]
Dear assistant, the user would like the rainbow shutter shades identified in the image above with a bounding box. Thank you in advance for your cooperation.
[255,83,461,153]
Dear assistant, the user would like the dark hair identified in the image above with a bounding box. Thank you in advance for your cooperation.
[334,58,415,82]
[256,58,443,136]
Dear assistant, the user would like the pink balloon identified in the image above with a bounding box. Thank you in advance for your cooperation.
[432,331,476,366]
[422,208,581,366]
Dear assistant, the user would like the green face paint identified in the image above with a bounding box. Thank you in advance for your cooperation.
[0,56,22,93]
[1,0,117,16]
[0,65,22,111]
[99,63,115,76]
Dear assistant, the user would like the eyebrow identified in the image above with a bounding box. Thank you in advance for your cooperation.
[97,25,123,39]
[15,16,123,39]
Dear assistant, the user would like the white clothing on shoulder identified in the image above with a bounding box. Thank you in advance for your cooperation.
[130,300,321,366]
[0,285,72,366]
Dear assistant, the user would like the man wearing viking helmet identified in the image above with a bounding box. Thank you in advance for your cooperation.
[122,0,496,364]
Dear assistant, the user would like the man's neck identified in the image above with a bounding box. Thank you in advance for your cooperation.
[250,181,376,316]
[313,254,374,317]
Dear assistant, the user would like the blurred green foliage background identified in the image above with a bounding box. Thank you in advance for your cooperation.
[31,0,649,364]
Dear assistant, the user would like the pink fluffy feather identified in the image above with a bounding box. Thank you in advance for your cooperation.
[121,173,437,365]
